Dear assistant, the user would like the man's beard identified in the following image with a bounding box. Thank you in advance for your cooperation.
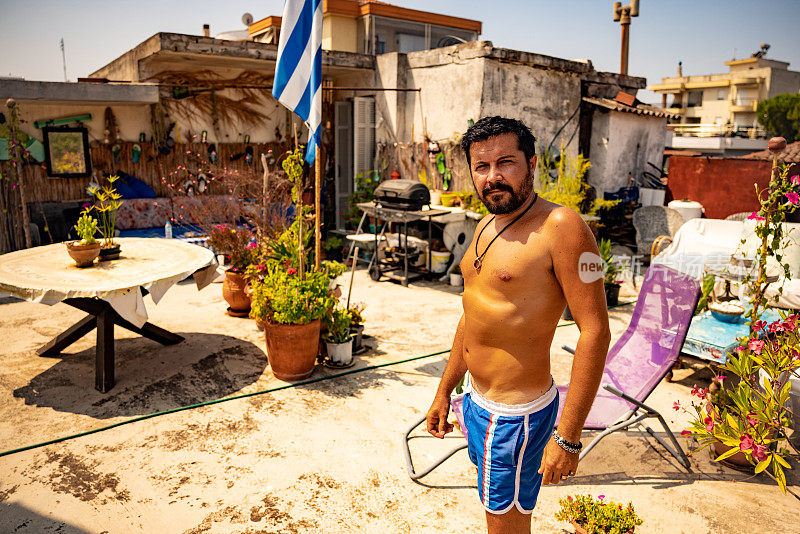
[476,169,534,215]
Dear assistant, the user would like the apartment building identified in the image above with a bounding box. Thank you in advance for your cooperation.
[648,52,800,155]
[248,0,481,54]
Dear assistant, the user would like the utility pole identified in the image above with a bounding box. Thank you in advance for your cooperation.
[60,38,67,82]
[612,1,639,75]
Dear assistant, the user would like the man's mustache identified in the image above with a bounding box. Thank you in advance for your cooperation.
[482,183,513,195]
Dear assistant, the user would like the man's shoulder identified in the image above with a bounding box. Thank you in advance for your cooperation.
[538,203,592,246]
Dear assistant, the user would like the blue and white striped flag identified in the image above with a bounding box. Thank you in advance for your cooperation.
[273,0,322,164]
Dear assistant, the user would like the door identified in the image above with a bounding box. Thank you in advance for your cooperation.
[334,101,353,229]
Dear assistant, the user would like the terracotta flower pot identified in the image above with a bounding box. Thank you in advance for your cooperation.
[712,439,753,468]
[263,319,321,380]
[571,520,634,534]
[67,241,101,268]
[222,270,251,317]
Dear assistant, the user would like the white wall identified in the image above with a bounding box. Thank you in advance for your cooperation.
[588,110,667,195]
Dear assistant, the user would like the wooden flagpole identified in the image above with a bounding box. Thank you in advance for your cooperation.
[314,141,321,270]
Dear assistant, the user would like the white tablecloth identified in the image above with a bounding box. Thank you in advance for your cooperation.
[0,238,218,327]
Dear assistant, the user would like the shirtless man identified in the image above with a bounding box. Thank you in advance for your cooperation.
[426,116,611,534]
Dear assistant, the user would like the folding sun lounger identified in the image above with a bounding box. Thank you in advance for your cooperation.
[403,265,701,480]
[557,264,701,470]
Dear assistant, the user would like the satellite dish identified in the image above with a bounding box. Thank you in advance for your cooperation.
[242,12,254,26]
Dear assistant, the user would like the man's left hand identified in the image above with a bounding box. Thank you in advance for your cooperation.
[538,438,579,485]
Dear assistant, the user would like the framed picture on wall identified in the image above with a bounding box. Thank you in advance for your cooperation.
[42,126,92,178]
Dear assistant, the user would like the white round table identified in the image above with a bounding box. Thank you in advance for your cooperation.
[0,238,217,392]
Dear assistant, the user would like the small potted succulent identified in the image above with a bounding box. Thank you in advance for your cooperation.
[67,208,101,267]
[599,238,622,306]
[208,224,259,317]
[449,263,463,287]
[347,301,366,352]
[325,303,354,365]
[555,494,643,534]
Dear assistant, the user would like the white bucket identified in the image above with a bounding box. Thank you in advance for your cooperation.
[430,191,442,206]
[449,272,463,286]
[430,250,451,273]
[668,200,703,222]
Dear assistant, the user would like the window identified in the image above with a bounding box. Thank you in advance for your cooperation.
[717,89,726,100]
[687,91,703,108]
[42,126,91,178]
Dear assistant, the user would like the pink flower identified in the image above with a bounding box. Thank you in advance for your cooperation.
[81,202,92,208]
[791,175,800,186]
[567,496,573,501]
[748,212,766,222]
[215,224,227,231]
[712,375,727,382]
[747,414,759,427]
[681,429,692,437]
[673,401,681,411]
[787,192,800,205]
[704,415,717,432]
[246,242,257,250]
[256,264,267,271]
[598,495,605,500]
[782,319,797,332]
[753,320,767,331]
[748,339,765,354]
[752,443,769,462]
[287,267,297,275]
[739,433,755,451]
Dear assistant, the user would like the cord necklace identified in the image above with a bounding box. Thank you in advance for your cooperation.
[473,192,538,273]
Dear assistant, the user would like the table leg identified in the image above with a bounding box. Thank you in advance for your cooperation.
[96,306,115,393]
[36,315,96,357]
[114,317,184,345]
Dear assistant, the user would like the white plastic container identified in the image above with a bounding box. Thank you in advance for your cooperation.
[640,188,666,207]
[449,272,463,286]
[668,199,703,222]
[430,250,451,273]
[430,191,442,206]
[326,338,354,365]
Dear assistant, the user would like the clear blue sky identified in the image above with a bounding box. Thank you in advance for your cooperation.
[1,0,798,104]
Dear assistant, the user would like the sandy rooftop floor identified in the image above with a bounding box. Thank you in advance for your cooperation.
[0,267,798,533]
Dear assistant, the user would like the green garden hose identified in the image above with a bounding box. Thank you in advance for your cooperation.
[0,299,636,459]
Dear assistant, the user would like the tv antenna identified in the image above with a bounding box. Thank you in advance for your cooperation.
[612,1,639,75]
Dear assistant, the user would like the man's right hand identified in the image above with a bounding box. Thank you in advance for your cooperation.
[426,394,454,439]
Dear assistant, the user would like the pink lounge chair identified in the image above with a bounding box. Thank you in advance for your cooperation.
[558,264,701,470]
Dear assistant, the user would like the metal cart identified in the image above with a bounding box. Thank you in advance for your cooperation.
[356,202,450,286]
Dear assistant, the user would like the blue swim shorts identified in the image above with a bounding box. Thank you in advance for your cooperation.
[462,379,559,514]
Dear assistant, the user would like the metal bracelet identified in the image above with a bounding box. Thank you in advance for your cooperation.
[552,430,582,454]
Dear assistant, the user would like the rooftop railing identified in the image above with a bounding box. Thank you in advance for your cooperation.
[667,123,767,138]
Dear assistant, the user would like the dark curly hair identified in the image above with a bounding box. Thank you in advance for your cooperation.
[460,116,537,167]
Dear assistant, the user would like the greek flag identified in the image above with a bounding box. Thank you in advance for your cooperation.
[273,0,322,164]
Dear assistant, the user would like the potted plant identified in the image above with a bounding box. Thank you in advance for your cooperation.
[67,208,101,267]
[325,304,353,365]
[677,140,800,496]
[449,263,463,286]
[599,239,622,306]
[555,494,643,534]
[536,141,618,236]
[90,175,123,260]
[348,301,366,352]
[208,224,258,317]
[248,147,347,380]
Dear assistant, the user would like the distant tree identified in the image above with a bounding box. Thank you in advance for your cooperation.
[757,93,800,142]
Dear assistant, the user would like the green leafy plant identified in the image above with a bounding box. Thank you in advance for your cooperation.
[249,261,344,325]
[757,94,800,142]
[89,175,123,248]
[536,141,617,217]
[74,208,98,245]
[325,304,352,343]
[208,225,258,273]
[555,494,643,534]
[345,170,379,229]
[695,273,717,314]
[324,235,343,251]
[598,239,622,286]
[678,161,800,496]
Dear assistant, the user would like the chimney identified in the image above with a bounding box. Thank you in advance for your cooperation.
[203,24,210,37]
[677,61,683,77]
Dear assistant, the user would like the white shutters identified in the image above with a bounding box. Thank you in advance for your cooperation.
[353,96,375,186]
[334,101,353,229]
